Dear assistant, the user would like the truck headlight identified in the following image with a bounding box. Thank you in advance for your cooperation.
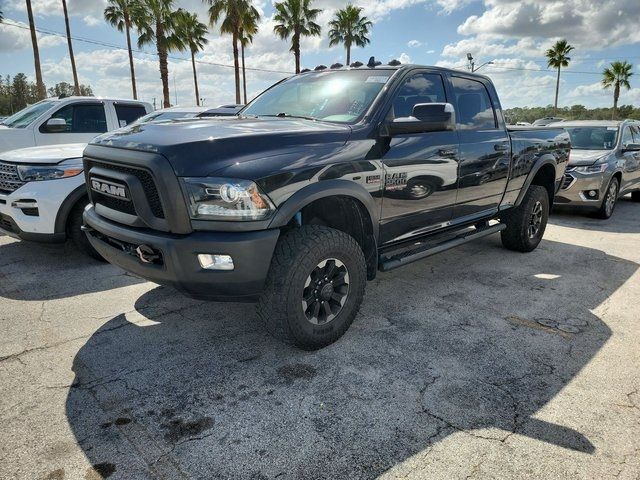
[574,163,607,174]
[181,177,275,221]
[17,158,83,182]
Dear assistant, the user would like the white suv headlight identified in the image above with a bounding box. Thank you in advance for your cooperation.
[17,158,83,182]
[181,177,275,221]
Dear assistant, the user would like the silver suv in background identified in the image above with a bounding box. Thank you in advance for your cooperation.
[552,120,640,218]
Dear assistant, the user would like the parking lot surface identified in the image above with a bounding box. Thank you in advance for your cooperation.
[1,198,639,480]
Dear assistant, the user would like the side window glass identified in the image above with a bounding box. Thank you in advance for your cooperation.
[630,126,639,144]
[621,127,634,147]
[390,73,446,119]
[48,104,107,133]
[451,77,497,130]
[115,105,147,127]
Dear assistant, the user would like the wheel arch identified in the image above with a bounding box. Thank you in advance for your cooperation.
[515,157,557,208]
[54,184,89,235]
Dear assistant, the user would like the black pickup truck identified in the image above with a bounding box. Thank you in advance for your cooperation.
[82,63,570,349]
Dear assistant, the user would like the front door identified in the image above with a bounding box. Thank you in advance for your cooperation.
[379,71,460,244]
[450,75,510,220]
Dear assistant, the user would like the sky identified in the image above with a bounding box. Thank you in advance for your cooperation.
[0,0,639,110]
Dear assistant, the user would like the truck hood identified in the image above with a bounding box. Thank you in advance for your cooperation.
[0,143,86,164]
[90,116,352,176]
[569,149,611,166]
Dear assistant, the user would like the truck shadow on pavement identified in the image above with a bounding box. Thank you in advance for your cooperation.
[65,237,637,479]
[0,237,143,301]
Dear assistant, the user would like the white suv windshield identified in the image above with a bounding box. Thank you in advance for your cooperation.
[242,70,393,124]
[1,100,57,128]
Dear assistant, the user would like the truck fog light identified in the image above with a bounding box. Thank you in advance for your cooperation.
[198,254,234,270]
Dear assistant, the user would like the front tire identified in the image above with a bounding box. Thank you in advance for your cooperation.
[257,225,367,350]
[67,201,105,261]
[594,177,619,219]
[500,185,549,252]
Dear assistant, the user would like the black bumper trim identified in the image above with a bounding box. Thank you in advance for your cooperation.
[0,212,66,243]
[83,205,280,302]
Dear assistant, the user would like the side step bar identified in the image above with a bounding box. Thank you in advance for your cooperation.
[379,223,506,272]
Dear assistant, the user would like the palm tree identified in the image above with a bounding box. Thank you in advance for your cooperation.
[135,0,184,108]
[239,7,259,104]
[176,10,208,106]
[104,0,142,100]
[61,0,80,95]
[602,61,634,120]
[205,0,259,104]
[25,0,46,99]
[273,0,321,74]
[328,5,372,66]
[545,39,574,112]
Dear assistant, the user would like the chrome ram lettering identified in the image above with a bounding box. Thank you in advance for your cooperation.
[91,179,128,199]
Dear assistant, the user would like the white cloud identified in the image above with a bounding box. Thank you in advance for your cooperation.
[0,20,66,53]
[398,52,412,64]
[407,40,422,48]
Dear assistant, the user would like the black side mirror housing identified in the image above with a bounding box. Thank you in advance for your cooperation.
[387,103,456,136]
[622,143,640,152]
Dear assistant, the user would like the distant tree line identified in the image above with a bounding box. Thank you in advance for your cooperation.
[505,105,640,124]
[0,73,92,116]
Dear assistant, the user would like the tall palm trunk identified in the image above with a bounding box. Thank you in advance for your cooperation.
[156,24,170,108]
[293,31,300,74]
[554,66,561,112]
[61,0,79,95]
[232,33,241,104]
[346,44,351,66]
[26,0,45,99]
[124,13,137,99]
[241,42,247,104]
[191,50,200,106]
[612,82,620,120]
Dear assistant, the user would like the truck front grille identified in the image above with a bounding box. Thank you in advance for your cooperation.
[0,162,25,194]
[85,159,165,218]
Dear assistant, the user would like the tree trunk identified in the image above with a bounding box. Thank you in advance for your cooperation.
[156,24,170,108]
[241,43,248,104]
[232,33,241,104]
[61,0,79,95]
[293,32,300,74]
[346,45,351,66]
[554,66,561,112]
[26,0,46,99]
[124,14,137,100]
[612,82,620,120]
[191,50,200,106]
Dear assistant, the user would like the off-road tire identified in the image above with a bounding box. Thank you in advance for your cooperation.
[257,225,367,350]
[594,177,619,219]
[500,185,549,252]
[67,201,105,261]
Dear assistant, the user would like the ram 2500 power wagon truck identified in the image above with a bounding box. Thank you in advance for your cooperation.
[82,63,570,349]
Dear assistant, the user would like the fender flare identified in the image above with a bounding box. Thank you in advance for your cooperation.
[54,184,89,234]
[514,155,557,207]
[268,179,380,239]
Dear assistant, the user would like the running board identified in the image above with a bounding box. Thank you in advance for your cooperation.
[379,223,506,272]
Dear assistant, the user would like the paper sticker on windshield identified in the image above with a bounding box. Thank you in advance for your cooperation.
[366,76,389,83]
[607,127,617,130]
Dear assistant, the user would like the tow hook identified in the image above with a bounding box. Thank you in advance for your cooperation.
[136,244,161,264]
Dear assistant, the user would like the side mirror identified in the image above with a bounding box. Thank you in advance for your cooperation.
[387,102,456,136]
[44,118,68,133]
[622,143,640,152]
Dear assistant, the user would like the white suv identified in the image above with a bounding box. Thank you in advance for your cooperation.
[0,96,152,154]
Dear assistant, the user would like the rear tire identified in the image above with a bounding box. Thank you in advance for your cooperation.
[67,201,105,261]
[500,185,549,252]
[594,177,619,219]
[257,225,367,350]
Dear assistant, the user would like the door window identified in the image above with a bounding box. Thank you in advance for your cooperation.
[43,103,107,133]
[389,73,447,119]
[451,77,497,130]
[115,104,148,127]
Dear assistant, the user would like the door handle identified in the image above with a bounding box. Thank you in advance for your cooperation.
[494,143,508,152]
[438,148,457,157]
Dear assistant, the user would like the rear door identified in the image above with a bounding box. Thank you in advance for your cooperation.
[621,125,640,191]
[450,75,510,220]
[35,101,109,147]
[379,70,460,244]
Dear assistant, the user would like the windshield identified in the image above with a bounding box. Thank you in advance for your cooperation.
[242,70,392,123]
[1,100,57,128]
[564,126,618,150]
[130,110,201,126]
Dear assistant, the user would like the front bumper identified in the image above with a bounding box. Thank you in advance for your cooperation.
[83,205,280,302]
[554,169,611,208]
[0,175,84,242]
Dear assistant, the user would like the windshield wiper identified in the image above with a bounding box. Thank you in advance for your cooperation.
[261,113,318,121]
